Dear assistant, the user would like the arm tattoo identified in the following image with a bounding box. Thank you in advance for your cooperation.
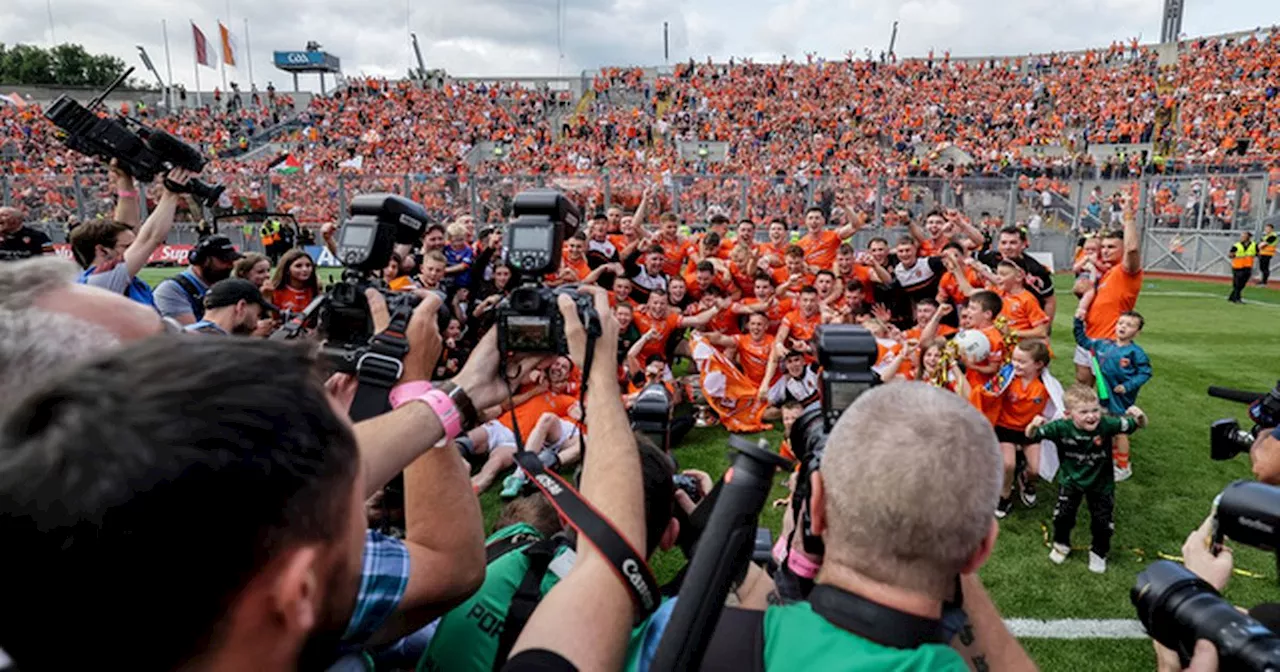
[972,655,990,672]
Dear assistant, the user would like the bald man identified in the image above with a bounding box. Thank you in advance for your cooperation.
[0,207,54,262]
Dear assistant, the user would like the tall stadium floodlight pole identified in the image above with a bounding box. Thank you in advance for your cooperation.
[411,33,428,81]
[887,21,899,59]
[46,0,57,46]
[1161,0,1184,43]
[664,22,670,64]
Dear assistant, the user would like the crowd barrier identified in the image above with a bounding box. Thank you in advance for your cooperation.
[10,172,1276,278]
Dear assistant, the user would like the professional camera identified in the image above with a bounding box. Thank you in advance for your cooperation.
[1133,560,1280,670]
[786,325,880,556]
[44,67,225,207]
[495,189,600,356]
[272,193,428,374]
[1212,481,1280,559]
[1209,381,1280,460]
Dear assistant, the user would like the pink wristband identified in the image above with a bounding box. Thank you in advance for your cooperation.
[420,389,464,440]
[117,190,138,198]
[389,380,434,409]
[786,548,821,579]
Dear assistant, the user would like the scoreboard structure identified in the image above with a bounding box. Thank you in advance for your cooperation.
[273,44,342,93]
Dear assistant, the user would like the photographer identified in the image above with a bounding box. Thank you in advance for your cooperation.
[184,278,279,336]
[70,168,191,307]
[628,383,1033,671]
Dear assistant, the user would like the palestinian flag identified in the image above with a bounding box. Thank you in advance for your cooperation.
[270,154,302,175]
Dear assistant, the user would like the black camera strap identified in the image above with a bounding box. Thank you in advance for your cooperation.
[348,302,414,422]
[512,449,661,620]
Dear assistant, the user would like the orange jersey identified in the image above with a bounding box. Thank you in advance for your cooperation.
[632,308,683,361]
[997,288,1050,333]
[780,308,822,345]
[799,230,842,269]
[837,263,878,304]
[757,241,791,266]
[995,376,1050,431]
[497,391,579,442]
[938,266,982,306]
[772,266,817,291]
[734,334,776,384]
[742,297,792,333]
[272,285,317,313]
[964,326,1006,389]
[656,237,693,276]
[1085,265,1143,339]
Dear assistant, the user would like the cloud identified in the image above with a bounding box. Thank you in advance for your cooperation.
[0,0,1271,91]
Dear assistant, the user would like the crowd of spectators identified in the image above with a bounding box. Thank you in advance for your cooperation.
[3,28,1279,230]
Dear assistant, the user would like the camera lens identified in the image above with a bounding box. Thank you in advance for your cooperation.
[510,287,543,313]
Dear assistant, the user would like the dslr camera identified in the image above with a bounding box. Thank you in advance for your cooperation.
[787,325,880,557]
[1209,381,1280,460]
[272,194,428,373]
[44,68,224,206]
[1133,481,1280,670]
[496,189,600,357]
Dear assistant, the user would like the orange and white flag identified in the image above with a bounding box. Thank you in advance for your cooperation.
[689,333,772,434]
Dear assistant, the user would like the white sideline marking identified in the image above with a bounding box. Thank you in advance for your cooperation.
[1004,618,1147,639]
[1141,290,1280,308]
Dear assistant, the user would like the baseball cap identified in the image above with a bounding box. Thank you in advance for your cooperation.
[203,278,278,313]
[193,235,242,262]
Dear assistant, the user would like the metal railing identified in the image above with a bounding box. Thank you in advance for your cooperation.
[7,171,1276,277]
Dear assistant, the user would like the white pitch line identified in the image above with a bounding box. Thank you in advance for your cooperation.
[1141,290,1280,308]
[1004,618,1148,639]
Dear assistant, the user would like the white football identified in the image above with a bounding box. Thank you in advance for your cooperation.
[953,329,991,362]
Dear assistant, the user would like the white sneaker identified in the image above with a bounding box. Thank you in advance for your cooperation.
[1088,551,1107,574]
[1114,465,1132,482]
[1049,543,1070,564]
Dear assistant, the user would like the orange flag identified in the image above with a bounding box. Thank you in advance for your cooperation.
[218,22,236,66]
[689,333,772,434]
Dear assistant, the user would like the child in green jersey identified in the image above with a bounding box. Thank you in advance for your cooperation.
[1026,384,1147,574]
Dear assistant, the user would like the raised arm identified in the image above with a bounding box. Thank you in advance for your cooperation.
[509,288,643,670]
[123,171,187,278]
[110,162,141,229]
[1122,211,1141,274]
[679,305,720,329]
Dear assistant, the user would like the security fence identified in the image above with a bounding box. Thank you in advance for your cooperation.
[7,171,1276,278]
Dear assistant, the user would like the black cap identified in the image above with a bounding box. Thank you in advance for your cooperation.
[193,235,242,262]
[204,278,278,313]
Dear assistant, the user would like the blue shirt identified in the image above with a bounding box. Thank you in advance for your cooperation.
[153,269,208,321]
[443,245,475,291]
[184,320,227,335]
[342,530,411,645]
[1073,317,1152,414]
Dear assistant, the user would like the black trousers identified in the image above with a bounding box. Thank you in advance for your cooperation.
[1052,484,1115,556]
[1261,255,1273,284]
[1229,267,1251,301]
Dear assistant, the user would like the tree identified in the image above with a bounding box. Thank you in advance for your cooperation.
[0,42,129,87]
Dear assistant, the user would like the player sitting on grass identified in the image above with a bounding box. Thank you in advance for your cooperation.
[1026,385,1147,574]
[1074,291,1152,482]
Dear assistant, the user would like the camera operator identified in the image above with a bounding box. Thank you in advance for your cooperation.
[1249,424,1280,485]
[627,383,1033,671]
[69,168,191,307]
[0,206,54,261]
[153,233,242,325]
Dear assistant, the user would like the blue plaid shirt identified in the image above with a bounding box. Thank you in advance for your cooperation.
[341,530,411,644]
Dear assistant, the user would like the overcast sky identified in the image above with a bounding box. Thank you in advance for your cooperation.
[0,0,1274,91]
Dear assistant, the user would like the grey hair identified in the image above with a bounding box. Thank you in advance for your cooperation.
[0,309,120,408]
[820,382,1002,599]
[0,256,81,311]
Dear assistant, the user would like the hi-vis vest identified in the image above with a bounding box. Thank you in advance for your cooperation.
[260,221,281,247]
[1232,241,1258,269]
[1261,232,1278,257]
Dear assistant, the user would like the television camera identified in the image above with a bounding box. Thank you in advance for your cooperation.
[44,67,224,206]
[1210,381,1280,461]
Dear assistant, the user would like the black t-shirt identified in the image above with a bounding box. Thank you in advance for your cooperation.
[977,250,1055,306]
[0,226,54,261]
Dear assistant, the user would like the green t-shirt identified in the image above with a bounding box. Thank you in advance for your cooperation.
[1030,415,1138,493]
[419,523,571,672]
[761,602,967,671]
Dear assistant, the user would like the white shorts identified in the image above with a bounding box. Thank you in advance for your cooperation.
[483,420,517,451]
[542,419,583,453]
[1073,345,1092,367]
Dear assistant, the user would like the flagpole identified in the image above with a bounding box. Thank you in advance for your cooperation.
[244,17,254,89]
[191,22,203,108]
[162,20,175,111]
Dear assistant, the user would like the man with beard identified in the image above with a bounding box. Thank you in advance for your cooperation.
[185,278,279,336]
[153,235,242,325]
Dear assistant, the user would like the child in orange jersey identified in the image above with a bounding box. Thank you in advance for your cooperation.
[987,339,1053,519]
[994,260,1051,339]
